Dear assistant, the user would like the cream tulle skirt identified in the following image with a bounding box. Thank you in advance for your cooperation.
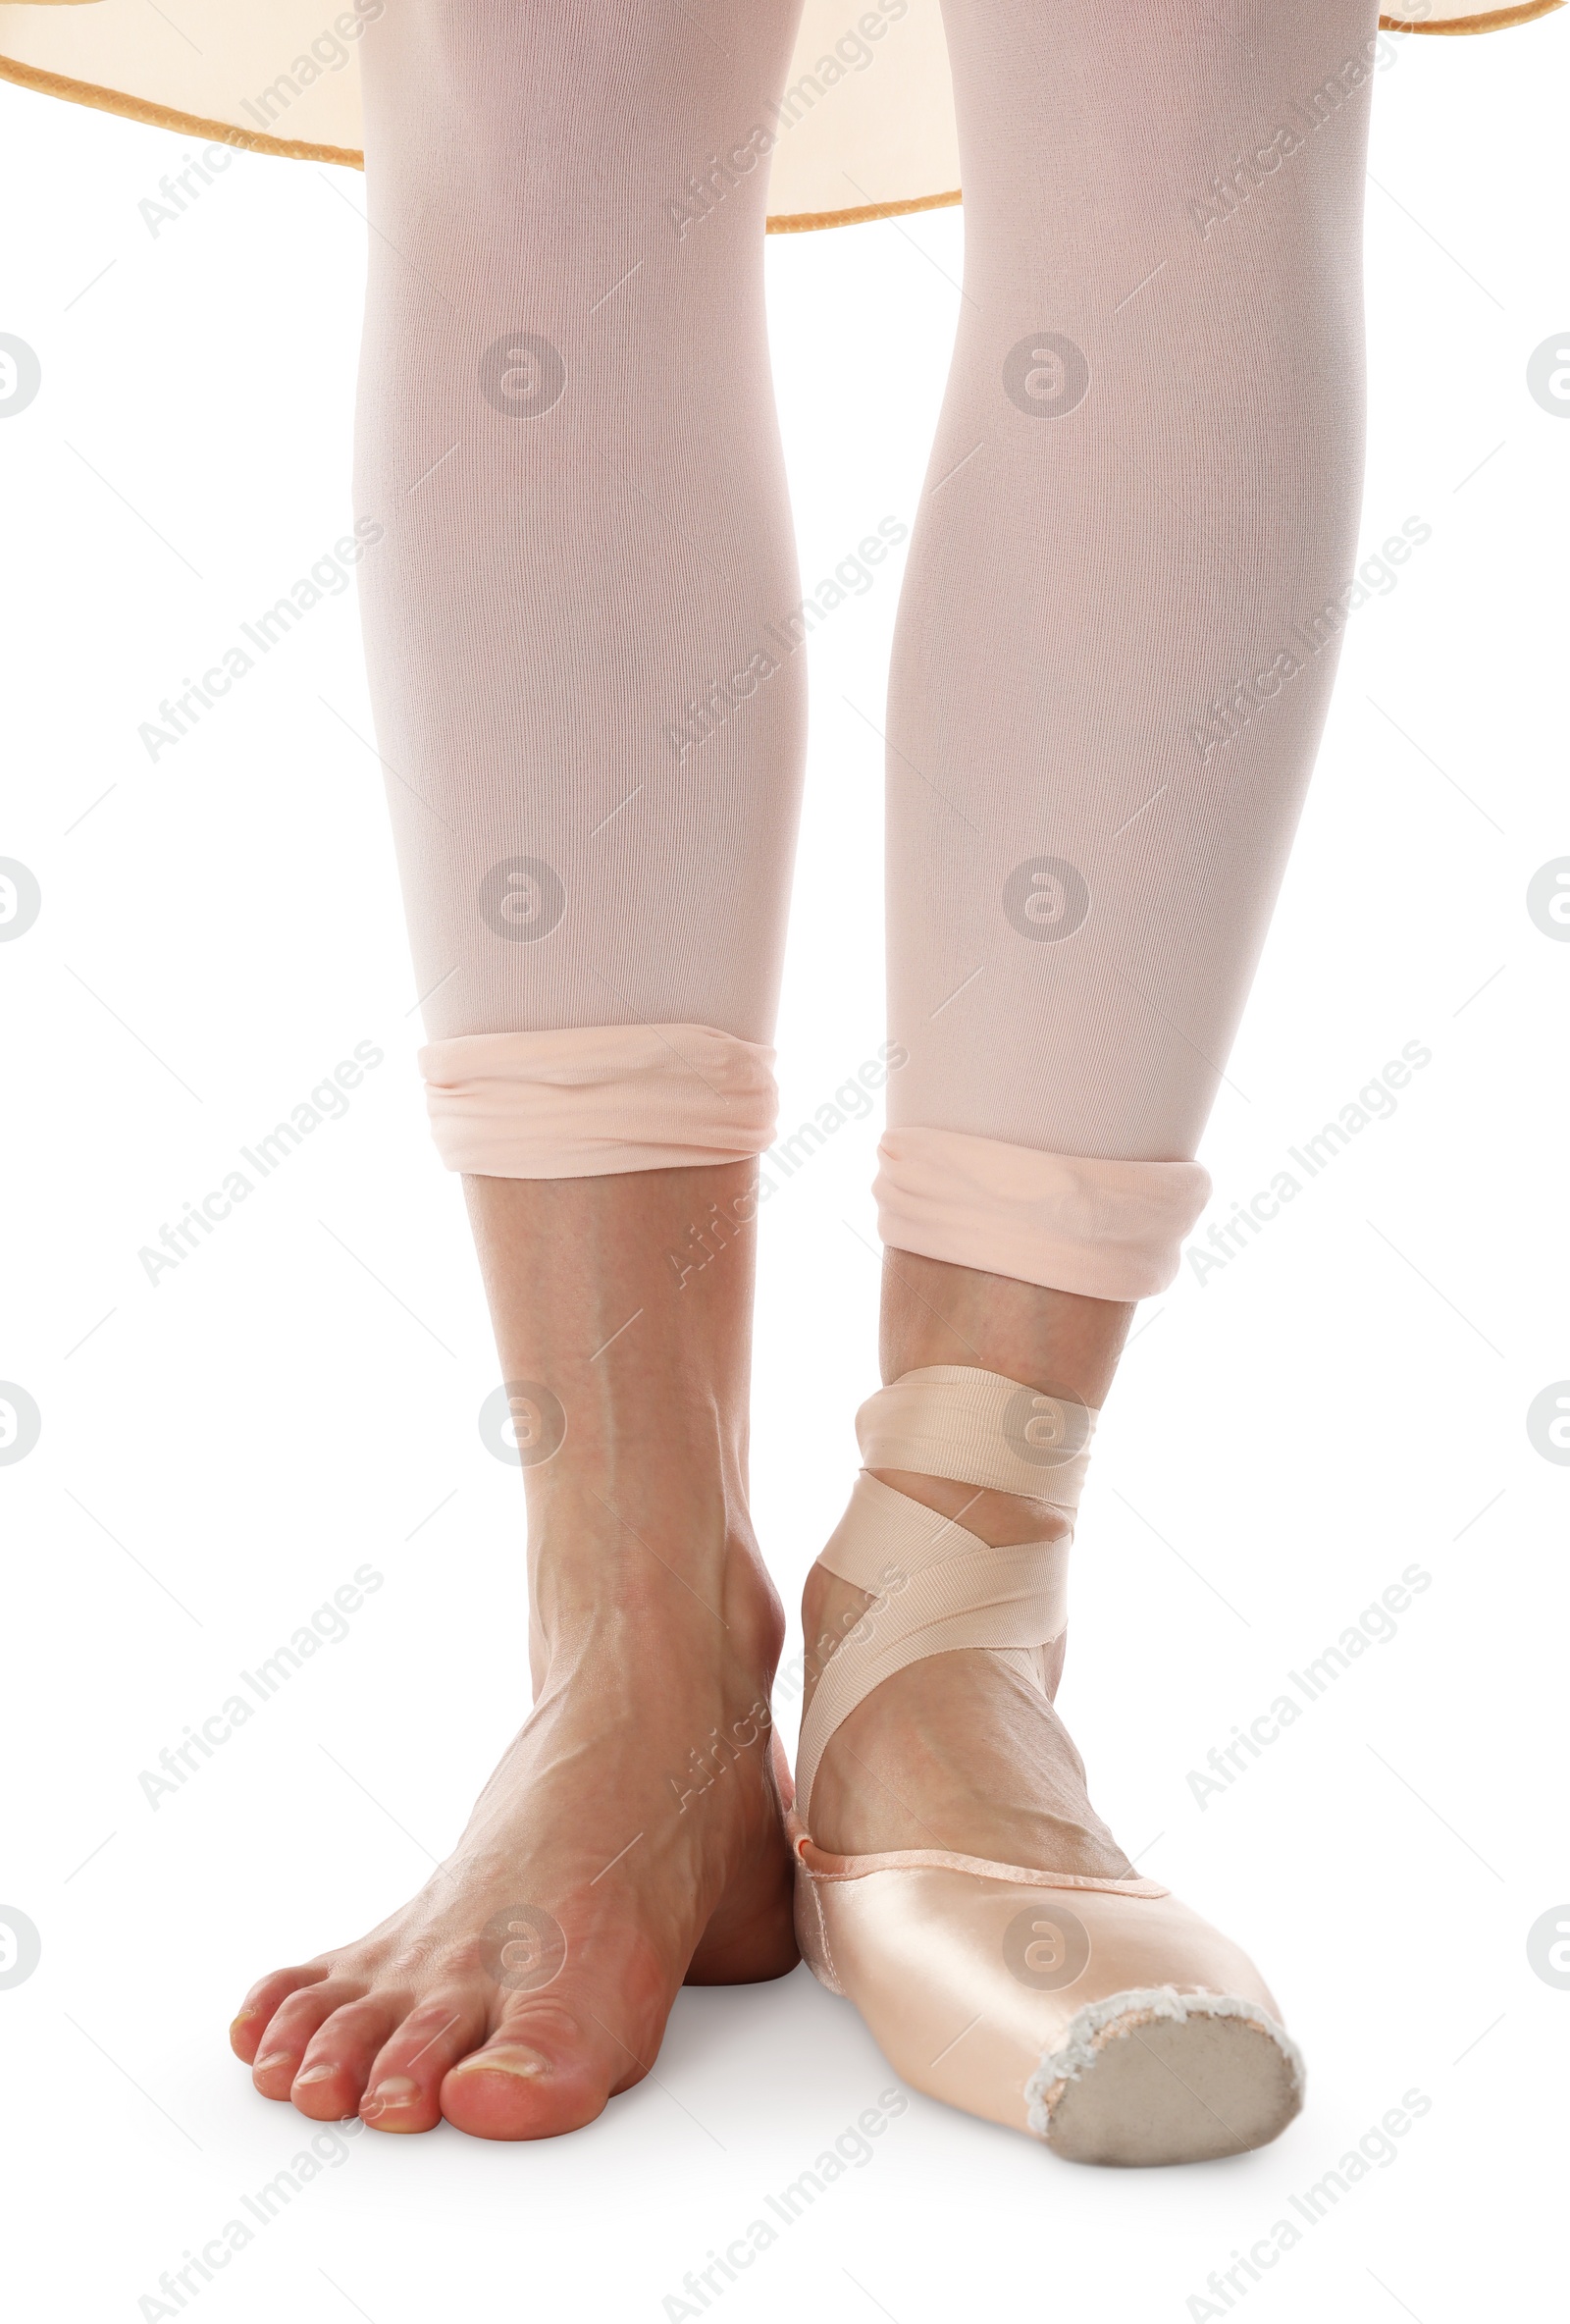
[0,0,1559,231]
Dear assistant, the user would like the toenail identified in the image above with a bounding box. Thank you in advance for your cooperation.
[293,2063,337,2085]
[368,2076,420,2102]
[254,2051,293,2073]
[449,2045,550,2081]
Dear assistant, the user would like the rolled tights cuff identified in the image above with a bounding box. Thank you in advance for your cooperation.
[419,1023,778,1178]
[874,1125,1212,1299]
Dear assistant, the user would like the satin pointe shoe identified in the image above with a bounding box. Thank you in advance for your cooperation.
[789,1365,1304,2166]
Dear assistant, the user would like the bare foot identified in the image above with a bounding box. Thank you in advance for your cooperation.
[232,1517,795,2139]
[231,1161,798,2140]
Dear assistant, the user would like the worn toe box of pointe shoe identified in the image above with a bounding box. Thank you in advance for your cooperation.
[800,1858,1303,2163]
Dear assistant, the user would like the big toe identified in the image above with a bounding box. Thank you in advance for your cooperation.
[439,2010,624,2141]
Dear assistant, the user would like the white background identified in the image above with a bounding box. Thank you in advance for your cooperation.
[2,16,1567,2322]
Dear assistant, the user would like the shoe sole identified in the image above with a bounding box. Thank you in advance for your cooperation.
[1031,1992,1303,2166]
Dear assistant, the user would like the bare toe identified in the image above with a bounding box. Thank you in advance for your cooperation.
[250,1981,364,2098]
[290,1995,405,2119]
[230,1964,329,2063]
[359,1993,490,2134]
[440,2022,606,2142]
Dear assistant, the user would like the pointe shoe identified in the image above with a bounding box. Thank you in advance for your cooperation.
[790,1366,1304,2167]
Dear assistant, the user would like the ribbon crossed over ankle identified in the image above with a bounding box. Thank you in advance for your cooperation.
[795,1367,1098,1827]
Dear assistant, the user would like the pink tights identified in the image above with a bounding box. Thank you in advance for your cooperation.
[354,0,1379,1298]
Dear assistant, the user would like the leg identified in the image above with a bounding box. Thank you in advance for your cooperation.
[808,0,1380,1866]
[231,0,810,2139]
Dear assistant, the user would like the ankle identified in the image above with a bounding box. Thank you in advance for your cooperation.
[878,1250,1132,1410]
[867,1467,1074,1549]
[529,1489,784,1679]
[798,1466,1073,1721]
